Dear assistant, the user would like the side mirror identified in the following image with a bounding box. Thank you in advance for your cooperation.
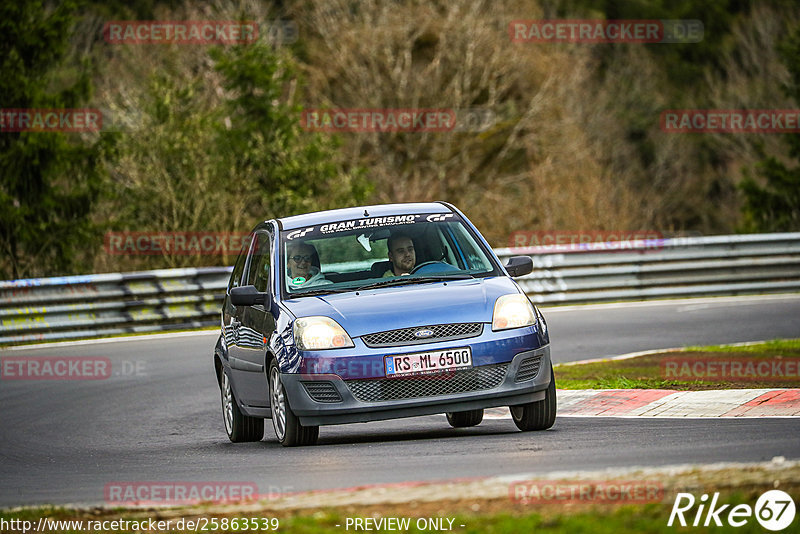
[505,256,533,277]
[230,285,268,307]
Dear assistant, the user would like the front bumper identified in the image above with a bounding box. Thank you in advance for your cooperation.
[281,344,551,426]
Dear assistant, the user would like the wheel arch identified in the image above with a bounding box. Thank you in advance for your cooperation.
[213,334,226,387]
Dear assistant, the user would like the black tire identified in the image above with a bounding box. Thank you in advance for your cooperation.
[220,369,264,442]
[269,360,319,447]
[510,364,557,431]
[446,409,484,428]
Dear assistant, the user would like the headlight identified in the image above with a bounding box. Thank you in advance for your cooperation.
[294,316,354,350]
[492,294,537,331]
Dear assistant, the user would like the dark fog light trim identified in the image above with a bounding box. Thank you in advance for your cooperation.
[301,381,343,403]
[515,355,543,382]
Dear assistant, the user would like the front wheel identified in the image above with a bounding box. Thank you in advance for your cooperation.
[509,364,557,431]
[269,360,319,447]
[446,409,484,428]
[221,370,264,442]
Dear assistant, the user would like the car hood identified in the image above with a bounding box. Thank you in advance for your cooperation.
[281,277,521,337]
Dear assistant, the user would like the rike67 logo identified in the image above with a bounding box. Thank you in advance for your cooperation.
[668,490,796,531]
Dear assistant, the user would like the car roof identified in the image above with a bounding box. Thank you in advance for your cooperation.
[276,202,452,230]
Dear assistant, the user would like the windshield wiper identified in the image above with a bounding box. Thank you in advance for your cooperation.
[355,274,472,291]
[289,287,354,298]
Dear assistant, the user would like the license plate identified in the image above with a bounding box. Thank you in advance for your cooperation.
[384,347,472,377]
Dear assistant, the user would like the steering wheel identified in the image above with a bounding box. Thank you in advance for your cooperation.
[409,261,461,275]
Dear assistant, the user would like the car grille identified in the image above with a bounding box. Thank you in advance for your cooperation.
[301,381,343,403]
[345,364,508,402]
[515,354,543,382]
[361,323,483,348]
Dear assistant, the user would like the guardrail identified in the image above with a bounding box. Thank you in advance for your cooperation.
[496,232,800,304]
[0,268,231,345]
[2,233,799,345]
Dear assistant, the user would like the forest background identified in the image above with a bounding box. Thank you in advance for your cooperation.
[2,0,799,279]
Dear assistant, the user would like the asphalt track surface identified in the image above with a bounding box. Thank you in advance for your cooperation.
[1,294,799,507]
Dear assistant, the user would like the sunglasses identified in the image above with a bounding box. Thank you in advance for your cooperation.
[291,255,312,263]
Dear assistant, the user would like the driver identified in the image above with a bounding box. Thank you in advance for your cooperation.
[383,233,416,277]
[287,242,332,287]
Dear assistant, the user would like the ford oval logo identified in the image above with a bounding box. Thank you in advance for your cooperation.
[414,329,434,338]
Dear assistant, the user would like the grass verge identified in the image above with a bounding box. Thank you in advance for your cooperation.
[555,339,800,390]
[2,462,797,533]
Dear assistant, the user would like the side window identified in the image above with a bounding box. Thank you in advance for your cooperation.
[246,231,272,293]
[447,223,493,271]
[228,234,253,291]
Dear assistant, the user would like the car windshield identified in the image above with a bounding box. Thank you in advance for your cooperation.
[280,212,500,297]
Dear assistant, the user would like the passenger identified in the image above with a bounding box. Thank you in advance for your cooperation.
[287,242,332,287]
[383,233,416,277]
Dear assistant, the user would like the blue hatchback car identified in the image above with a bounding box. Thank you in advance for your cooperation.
[214,202,555,446]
